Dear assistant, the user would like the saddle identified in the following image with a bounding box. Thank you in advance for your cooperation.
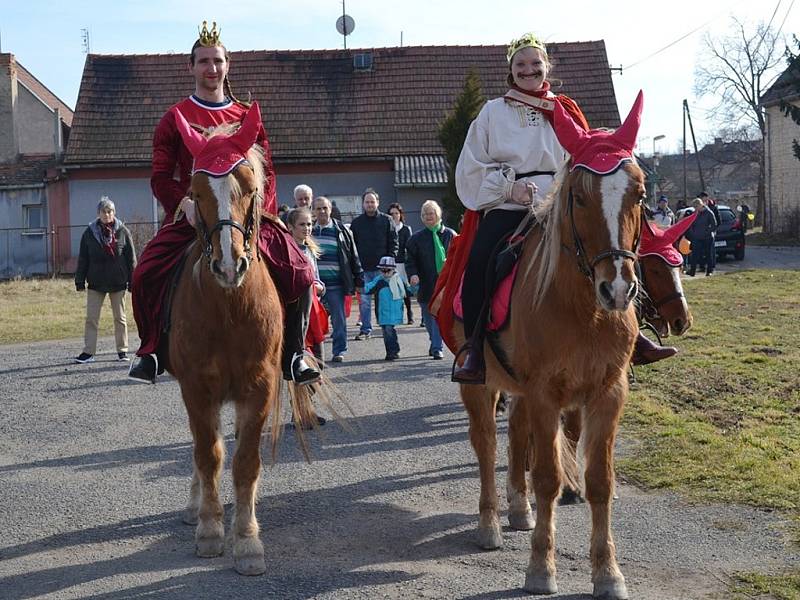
[452,229,530,332]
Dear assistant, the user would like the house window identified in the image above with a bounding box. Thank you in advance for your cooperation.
[326,195,362,223]
[24,204,44,231]
[353,52,373,71]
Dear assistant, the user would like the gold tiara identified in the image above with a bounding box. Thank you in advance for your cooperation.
[197,21,222,47]
[506,32,546,62]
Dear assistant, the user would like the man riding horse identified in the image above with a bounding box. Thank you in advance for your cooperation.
[128,21,319,386]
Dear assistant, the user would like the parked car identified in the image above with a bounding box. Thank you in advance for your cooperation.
[714,204,746,260]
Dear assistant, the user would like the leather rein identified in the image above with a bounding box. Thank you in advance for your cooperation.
[193,188,260,263]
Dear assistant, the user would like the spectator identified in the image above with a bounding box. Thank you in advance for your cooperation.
[350,188,399,340]
[406,200,456,360]
[74,197,136,364]
[651,195,674,228]
[364,256,406,360]
[387,202,414,325]
[686,196,718,276]
[311,196,364,362]
[277,204,290,221]
[293,184,313,208]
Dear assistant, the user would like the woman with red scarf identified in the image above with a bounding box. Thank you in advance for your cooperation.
[74,197,136,364]
[451,33,675,383]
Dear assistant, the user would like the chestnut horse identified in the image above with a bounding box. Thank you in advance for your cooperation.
[166,103,287,576]
[455,93,648,599]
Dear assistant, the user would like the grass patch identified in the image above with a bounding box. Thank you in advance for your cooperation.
[621,269,800,594]
[731,572,800,600]
[746,229,800,246]
[0,277,134,345]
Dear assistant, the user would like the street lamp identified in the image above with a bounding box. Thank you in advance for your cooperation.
[652,134,666,199]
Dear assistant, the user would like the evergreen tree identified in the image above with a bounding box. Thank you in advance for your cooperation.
[779,37,800,161]
[437,70,485,228]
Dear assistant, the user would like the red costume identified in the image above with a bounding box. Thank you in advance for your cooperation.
[132,95,278,357]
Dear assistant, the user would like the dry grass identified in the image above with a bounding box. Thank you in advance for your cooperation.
[0,276,134,345]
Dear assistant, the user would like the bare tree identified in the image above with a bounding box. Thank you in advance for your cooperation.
[694,17,785,228]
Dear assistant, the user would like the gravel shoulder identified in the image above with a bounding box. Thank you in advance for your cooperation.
[0,247,798,600]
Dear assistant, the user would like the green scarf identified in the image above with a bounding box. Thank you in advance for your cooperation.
[427,222,446,273]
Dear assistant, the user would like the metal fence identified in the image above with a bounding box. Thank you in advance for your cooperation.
[0,221,159,280]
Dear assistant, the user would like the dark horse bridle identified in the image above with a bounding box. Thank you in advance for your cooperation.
[565,170,642,282]
[193,177,260,263]
[637,256,686,324]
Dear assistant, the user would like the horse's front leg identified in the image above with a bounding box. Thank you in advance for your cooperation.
[523,396,561,595]
[506,395,534,530]
[183,387,225,558]
[229,385,272,576]
[560,406,585,505]
[583,380,629,599]
[461,384,503,550]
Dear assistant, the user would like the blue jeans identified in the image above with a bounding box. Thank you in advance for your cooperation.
[322,286,348,357]
[381,325,399,356]
[358,270,379,334]
[420,300,442,353]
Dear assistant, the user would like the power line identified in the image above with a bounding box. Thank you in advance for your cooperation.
[621,0,748,71]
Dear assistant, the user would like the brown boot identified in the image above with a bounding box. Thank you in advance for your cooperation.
[452,340,486,384]
[631,331,677,365]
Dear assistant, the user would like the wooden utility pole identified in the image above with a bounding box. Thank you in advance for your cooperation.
[683,100,706,194]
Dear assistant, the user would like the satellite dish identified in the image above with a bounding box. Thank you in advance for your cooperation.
[336,14,355,36]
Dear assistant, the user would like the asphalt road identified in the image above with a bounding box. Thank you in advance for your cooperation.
[0,246,798,599]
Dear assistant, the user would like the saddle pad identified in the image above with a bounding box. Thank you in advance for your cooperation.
[453,262,520,332]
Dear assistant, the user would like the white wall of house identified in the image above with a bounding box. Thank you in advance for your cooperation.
[765,102,800,235]
[17,84,59,156]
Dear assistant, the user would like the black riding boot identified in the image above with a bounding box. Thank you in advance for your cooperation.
[282,298,320,385]
[452,333,487,385]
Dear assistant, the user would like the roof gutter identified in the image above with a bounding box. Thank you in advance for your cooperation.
[0,183,45,190]
[61,161,150,170]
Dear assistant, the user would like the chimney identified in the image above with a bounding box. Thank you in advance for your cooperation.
[0,53,20,162]
[53,106,63,156]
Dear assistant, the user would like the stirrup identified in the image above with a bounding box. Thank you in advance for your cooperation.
[290,352,320,386]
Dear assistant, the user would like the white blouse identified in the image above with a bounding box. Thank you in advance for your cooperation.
[455,96,568,212]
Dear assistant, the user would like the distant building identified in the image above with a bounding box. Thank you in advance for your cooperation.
[60,42,622,271]
[761,57,800,237]
[0,53,72,278]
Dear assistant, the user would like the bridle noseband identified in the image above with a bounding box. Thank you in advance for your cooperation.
[638,257,686,323]
[566,185,641,281]
[194,186,260,263]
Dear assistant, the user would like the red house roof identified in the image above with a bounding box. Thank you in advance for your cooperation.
[64,41,620,167]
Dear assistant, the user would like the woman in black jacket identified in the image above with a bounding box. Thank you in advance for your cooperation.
[388,202,414,325]
[405,200,456,359]
[74,197,137,363]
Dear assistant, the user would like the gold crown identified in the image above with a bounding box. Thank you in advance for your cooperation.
[197,21,222,47]
[506,32,546,62]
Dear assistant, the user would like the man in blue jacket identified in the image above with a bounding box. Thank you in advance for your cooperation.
[349,188,398,340]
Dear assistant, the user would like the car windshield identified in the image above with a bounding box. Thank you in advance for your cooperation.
[719,209,735,223]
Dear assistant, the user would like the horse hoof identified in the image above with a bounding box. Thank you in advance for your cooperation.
[233,536,265,575]
[523,572,558,595]
[559,487,585,505]
[476,524,503,550]
[508,510,535,531]
[593,577,629,599]
[183,509,199,525]
[235,554,266,576]
[196,537,224,557]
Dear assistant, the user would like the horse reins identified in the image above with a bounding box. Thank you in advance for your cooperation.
[194,189,260,262]
[565,186,641,281]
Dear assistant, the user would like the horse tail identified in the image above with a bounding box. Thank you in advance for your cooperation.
[558,426,583,499]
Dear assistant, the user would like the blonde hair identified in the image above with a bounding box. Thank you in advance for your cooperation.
[420,199,442,221]
[286,207,320,257]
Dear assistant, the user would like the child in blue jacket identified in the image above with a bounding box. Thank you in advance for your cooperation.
[364,256,406,360]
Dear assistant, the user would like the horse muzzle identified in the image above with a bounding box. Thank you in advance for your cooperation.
[210,255,250,288]
[596,277,638,312]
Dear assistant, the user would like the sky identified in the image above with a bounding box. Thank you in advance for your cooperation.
[2,0,798,155]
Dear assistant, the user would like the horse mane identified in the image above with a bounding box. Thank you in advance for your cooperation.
[524,160,596,308]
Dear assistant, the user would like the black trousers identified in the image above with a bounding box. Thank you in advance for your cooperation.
[462,209,527,339]
[281,288,312,377]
